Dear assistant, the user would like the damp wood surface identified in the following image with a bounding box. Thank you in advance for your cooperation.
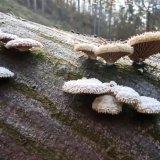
[0,12,160,160]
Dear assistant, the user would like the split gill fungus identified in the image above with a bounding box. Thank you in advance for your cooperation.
[74,43,98,60]
[63,78,160,115]
[5,38,43,52]
[127,31,160,63]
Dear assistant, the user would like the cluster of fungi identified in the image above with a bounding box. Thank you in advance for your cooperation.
[0,29,43,78]
[62,78,160,114]
[74,31,160,65]
[0,28,159,115]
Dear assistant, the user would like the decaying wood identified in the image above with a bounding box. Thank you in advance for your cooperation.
[0,12,160,160]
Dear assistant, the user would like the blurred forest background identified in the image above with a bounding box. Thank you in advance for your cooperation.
[0,0,160,40]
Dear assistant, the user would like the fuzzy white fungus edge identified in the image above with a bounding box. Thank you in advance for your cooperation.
[62,78,112,94]
[0,32,19,41]
[0,67,14,78]
[95,43,133,55]
[5,38,43,48]
[127,31,160,45]
[136,96,160,114]
[74,43,98,53]
[112,85,140,105]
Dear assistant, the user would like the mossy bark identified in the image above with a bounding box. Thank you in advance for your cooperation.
[0,12,160,160]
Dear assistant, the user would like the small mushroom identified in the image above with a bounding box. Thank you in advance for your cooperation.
[5,38,43,52]
[62,78,112,94]
[74,43,98,60]
[0,67,14,78]
[0,32,19,43]
[127,31,160,62]
[92,95,122,114]
[95,43,133,65]
[112,85,140,105]
[135,96,160,114]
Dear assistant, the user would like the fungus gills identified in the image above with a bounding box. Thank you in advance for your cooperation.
[5,38,43,51]
[95,43,133,65]
[92,95,122,114]
[74,43,98,60]
[0,67,14,78]
[127,31,160,62]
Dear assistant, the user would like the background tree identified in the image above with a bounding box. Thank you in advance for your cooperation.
[14,0,160,40]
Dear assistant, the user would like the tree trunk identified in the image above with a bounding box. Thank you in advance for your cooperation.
[33,0,37,11]
[81,0,85,13]
[146,11,151,31]
[108,2,113,39]
[77,0,80,12]
[93,0,98,34]
[41,0,45,14]
[0,12,160,160]
[26,0,31,8]
[97,0,102,36]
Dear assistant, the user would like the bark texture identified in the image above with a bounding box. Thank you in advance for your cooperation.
[0,12,160,160]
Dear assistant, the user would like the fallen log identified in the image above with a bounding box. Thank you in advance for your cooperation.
[0,12,160,160]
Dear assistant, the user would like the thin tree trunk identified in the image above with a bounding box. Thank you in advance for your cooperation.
[146,11,151,31]
[41,0,45,14]
[33,0,37,11]
[98,0,102,35]
[88,0,91,14]
[108,3,113,39]
[26,0,31,7]
[83,0,86,13]
[77,0,80,12]
[93,1,98,34]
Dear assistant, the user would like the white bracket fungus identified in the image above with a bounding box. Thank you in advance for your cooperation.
[62,78,112,94]
[127,31,160,62]
[135,96,160,114]
[5,38,43,52]
[92,95,122,115]
[62,75,159,115]
[0,32,19,43]
[74,43,98,60]
[95,43,133,65]
[112,85,140,105]
[0,67,14,78]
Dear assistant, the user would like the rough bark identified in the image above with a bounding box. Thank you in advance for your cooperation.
[0,12,160,160]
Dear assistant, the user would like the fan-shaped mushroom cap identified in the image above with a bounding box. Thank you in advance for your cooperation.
[5,38,43,51]
[135,96,160,114]
[74,43,98,60]
[0,67,14,78]
[62,78,112,94]
[112,85,140,105]
[127,31,160,62]
[92,95,122,114]
[0,32,19,43]
[95,43,133,64]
